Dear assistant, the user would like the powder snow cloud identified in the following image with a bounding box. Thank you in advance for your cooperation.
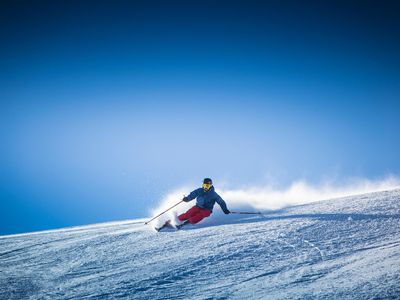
[151,176,400,217]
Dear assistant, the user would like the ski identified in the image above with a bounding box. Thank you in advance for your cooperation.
[154,220,189,232]
[175,220,189,230]
[154,220,174,232]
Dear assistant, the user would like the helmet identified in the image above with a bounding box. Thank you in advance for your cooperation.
[203,178,212,184]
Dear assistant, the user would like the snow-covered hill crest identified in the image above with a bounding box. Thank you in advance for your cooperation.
[1,189,399,299]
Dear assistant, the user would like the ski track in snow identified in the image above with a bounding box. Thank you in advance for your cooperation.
[302,239,325,261]
[1,189,400,299]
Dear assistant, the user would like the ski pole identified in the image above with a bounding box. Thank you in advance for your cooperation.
[231,211,261,214]
[144,200,184,225]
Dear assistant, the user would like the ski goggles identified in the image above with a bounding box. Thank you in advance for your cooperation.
[202,183,212,190]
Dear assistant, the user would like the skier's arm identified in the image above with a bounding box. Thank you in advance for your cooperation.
[184,188,201,202]
[216,195,230,214]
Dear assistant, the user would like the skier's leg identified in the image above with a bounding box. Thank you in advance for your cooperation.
[178,206,200,222]
[188,208,212,224]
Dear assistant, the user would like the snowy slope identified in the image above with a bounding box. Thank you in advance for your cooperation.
[1,189,399,299]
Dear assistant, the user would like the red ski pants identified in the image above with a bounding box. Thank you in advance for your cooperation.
[178,206,212,224]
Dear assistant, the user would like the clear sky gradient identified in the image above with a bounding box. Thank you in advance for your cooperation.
[1,0,399,235]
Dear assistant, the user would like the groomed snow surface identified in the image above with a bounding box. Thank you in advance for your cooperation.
[1,189,399,299]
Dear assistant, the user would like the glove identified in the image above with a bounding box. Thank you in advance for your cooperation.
[183,196,189,202]
[223,209,230,215]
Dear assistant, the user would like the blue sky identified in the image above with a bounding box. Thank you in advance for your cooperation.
[1,1,399,235]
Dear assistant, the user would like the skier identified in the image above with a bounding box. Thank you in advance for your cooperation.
[177,178,230,227]
[154,178,230,231]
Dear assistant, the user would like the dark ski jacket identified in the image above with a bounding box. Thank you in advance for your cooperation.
[184,186,228,212]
